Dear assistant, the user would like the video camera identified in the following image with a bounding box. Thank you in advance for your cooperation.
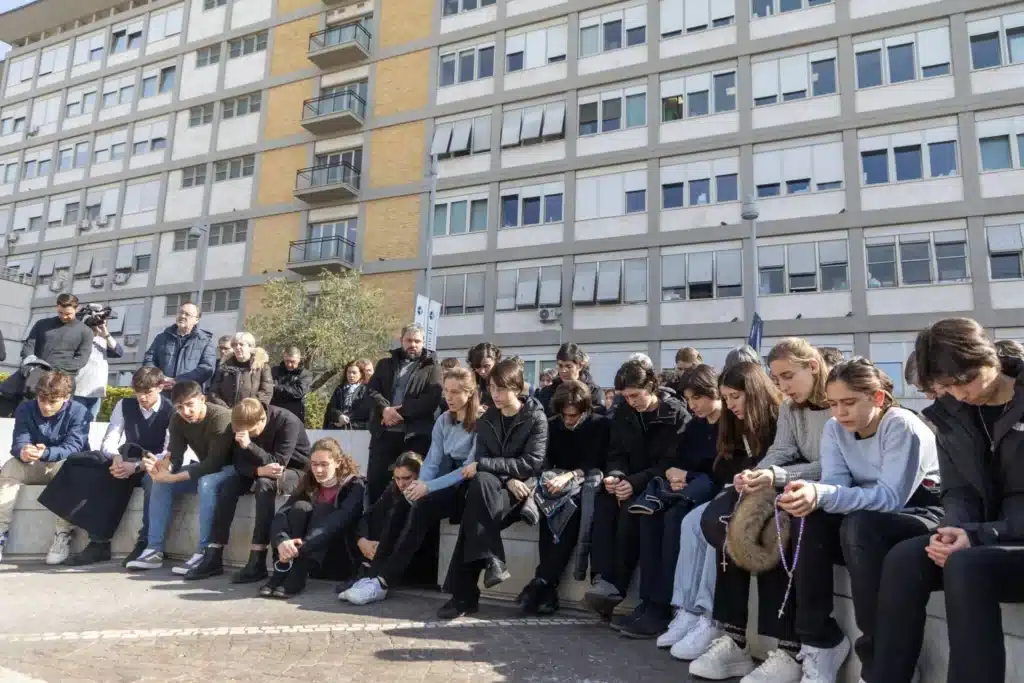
[77,303,118,328]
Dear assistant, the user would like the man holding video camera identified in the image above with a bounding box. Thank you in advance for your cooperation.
[21,294,94,378]
[73,304,124,420]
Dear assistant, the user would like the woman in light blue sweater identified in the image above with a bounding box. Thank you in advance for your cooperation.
[773,358,942,683]
[341,367,479,605]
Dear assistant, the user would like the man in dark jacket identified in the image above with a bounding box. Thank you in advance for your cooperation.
[21,293,94,378]
[535,342,604,417]
[142,302,216,391]
[364,323,442,504]
[271,346,312,423]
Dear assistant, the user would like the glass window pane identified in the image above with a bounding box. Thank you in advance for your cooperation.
[469,199,487,232]
[757,183,781,197]
[862,150,889,184]
[687,90,709,117]
[716,174,738,202]
[714,72,736,112]
[623,258,647,303]
[496,270,516,310]
[626,26,646,46]
[929,141,957,177]
[579,102,599,136]
[458,50,475,82]
[625,189,646,213]
[596,261,621,302]
[443,275,465,314]
[820,264,848,291]
[787,179,810,194]
[663,182,684,209]
[760,268,785,295]
[465,273,485,312]
[856,49,883,88]
[440,56,456,86]
[477,47,494,78]
[448,200,468,234]
[522,196,541,225]
[603,20,622,51]
[1009,27,1024,64]
[501,195,518,227]
[877,362,905,398]
[689,178,711,205]
[811,58,836,96]
[625,93,646,127]
[544,193,563,222]
[752,0,773,18]
[662,96,683,122]
[780,0,801,11]
[602,98,622,132]
[866,244,897,287]
[580,26,600,56]
[887,43,915,83]
[980,136,1012,170]
[991,253,1022,280]
[894,145,923,181]
[970,33,1002,70]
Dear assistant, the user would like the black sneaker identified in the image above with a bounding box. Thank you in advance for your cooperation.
[121,539,147,568]
[65,541,112,566]
[183,546,224,581]
[483,558,511,589]
[516,578,544,614]
[437,598,479,620]
[620,606,672,639]
[610,602,646,632]
[276,557,308,597]
[536,581,560,615]
[231,550,268,584]
[583,578,623,619]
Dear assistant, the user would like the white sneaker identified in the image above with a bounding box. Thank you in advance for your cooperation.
[742,649,802,683]
[670,614,724,661]
[799,637,851,683]
[171,552,204,576]
[346,577,388,606]
[126,549,165,570]
[45,531,73,566]
[657,609,700,648]
[689,635,756,680]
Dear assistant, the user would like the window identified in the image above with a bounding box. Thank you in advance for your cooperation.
[189,103,214,127]
[660,249,741,300]
[228,31,268,59]
[72,31,105,66]
[753,141,844,197]
[64,202,80,226]
[37,253,73,286]
[572,258,648,305]
[181,164,207,188]
[580,5,646,57]
[439,44,494,86]
[969,13,1024,71]
[500,186,564,228]
[752,0,831,17]
[209,220,248,246]
[855,27,951,89]
[500,101,567,147]
[752,50,838,106]
[860,129,958,186]
[110,23,143,54]
[132,120,169,156]
[222,93,262,119]
[442,0,496,16]
[867,230,969,287]
[1,116,26,136]
[165,293,193,316]
[149,6,184,42]
[196,45,221,68]
[56,141,90,171]
[987,225,1024,280]
[579,87,646,136]
[757,240,849,295]
[214,155,256,181]
[431,114,491,159]
[430,273,486,315]
[202,288,241,313]
[976,115,1024,172]
[626,189,646,213]
[659,0,736,37]
[65,90,97,119]
[662,157,740,209]
[37,44,69,78]
[505,24,568,72]
[93,130,129,164]
[122,179,161,215]
[173,229,200,251]
[861,150,889,184]
[496,265,562,311]
[980,135,1012,170]
[203,0,227,8]
[661,69,737,121]
[576,170,647,221]
[433,198,488,235]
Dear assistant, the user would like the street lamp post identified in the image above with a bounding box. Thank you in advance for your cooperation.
[424,155,439,301]
[189,223,211,310]
[741,196,760,315]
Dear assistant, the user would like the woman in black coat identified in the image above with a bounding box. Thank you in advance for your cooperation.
[438,358,548,620]
[324,361,370,429]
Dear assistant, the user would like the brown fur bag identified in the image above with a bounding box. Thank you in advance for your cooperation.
[725,488,791,574]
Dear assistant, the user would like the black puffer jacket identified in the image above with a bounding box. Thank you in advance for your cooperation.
[546,411,610,476]
[535,371,605,417]
[365,348,443,438]
[475,396,548,481]
[606,387,690,492]
[270,363,312,423]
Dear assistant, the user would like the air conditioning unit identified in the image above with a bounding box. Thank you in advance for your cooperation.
[95,216,109,227]
[79,220,92,232]
[124,334,140,348]
[538,307,562,323]
[113,272,130,285]
[7,232,19,244]
[48,279,64,293]
[90,276,105,288]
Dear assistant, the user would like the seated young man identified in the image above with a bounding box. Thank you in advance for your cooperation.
[184,398,310,583]
[0,370,91,564]
[127,381,235,575]
[44,367,173,566]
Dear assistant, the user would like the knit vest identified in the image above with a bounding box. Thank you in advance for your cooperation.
[121,397,174,455]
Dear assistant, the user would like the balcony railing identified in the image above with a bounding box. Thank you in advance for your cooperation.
[295,162,361,193]
[302,90,366,121]
[308,22,371,54]
[289,236,356,266]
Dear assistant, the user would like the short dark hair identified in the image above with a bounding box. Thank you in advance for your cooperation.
[675,347,703,364]
[132,367,165,393]
[615,359,658,392]
[35,370,73,400]
[995,339,1024,361]
[170,380,204,405]
[551,379,593,415]
[816,347,845,367]
[284,346,302,357]
[440,357,461,371]
[488,358,526,395]
[467,342,501,370]
[56,293,79,308]
[915,317,999,388]
[680,364,719,400]
[556,342,587,366]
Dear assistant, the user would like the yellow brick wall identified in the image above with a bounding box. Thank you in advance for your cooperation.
[363,196,420,261]
[379,0,433,48]
[368,121,425,188]
[264,79,314,141]
[249,212,304,275]
[270,15,319,77]
[277,0,319,13]
[258,145,309,206]
[362,271,418,329]
[243,285,266,322]
[373,50,430,118]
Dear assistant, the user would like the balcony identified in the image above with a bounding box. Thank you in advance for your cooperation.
[287,236,357,275]
[307,23,371,69]
[294,162,361,202]
[300,90,366,134]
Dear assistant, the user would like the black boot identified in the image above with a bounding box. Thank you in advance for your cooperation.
[483,558,511,588]
[610,602,646,632]
[620,603,672,639]
[183,546,223,581]
[232,549,268,584]
[516,578,544,614]
[275,557,308,597]
[437,597,479,620]
[259,562,289,597]
[536,580,560,615]
[121,539,147,568]
[65,541,112,566]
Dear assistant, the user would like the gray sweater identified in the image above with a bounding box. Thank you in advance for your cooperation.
[760,400,833,487]
[21,317,94,376]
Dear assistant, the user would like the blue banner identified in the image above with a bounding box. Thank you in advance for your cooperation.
[747,312,764,355]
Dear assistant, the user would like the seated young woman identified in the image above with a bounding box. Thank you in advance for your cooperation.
[869,318,1024,683]
[582,360,689,622]
[438,358,547,620]
[339,368,479,606]
[261,438,365,599]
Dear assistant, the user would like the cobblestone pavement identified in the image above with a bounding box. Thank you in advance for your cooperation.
[0,563,704,683]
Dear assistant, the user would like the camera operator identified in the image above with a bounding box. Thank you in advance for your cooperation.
[73,305,124,420]
[21,294,94,379]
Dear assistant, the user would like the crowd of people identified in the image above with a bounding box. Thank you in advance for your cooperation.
[0,292,1021,683]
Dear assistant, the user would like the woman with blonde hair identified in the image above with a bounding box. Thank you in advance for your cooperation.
[207,332,274,408]
[261,437,365,598]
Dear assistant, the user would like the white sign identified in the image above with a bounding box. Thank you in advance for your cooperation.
[414,294,442,351]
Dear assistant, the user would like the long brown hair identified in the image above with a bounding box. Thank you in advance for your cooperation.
[717,361,783,463]
[766,337,829,408]
[826,357,898,411]
[295,437,360,500]
[341,360,363,386]
[443,367,480,432]
[914,317,999,388]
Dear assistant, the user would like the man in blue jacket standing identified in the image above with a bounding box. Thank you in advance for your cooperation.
[143,302,216,391]
[0,370,92,565]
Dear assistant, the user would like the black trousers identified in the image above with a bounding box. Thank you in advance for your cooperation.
[36,451,142,541]
[869,536,1024,683]
[590,490,643,595]
[366,432,431,505]
[701,488,799,646]
[370,483,465,585]
[272,499,360,577]
[638,500,694,608]
[209,469,301,547]
[536,499,582,586]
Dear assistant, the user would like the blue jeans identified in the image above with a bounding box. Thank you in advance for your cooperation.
[73,396,101,420]
[146,466,236,553]
[671,500,717,615]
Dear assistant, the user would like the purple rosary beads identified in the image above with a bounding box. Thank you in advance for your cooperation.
[774,493,805,619]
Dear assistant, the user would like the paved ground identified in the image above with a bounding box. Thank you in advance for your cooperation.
[0,562,702,683]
